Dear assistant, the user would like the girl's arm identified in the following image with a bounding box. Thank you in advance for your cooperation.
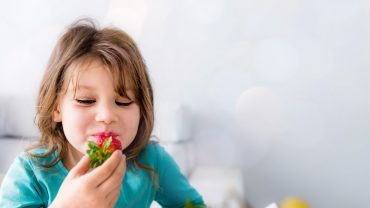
[0,154,44,207]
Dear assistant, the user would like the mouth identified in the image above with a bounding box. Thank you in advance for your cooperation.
[93,131,118,139]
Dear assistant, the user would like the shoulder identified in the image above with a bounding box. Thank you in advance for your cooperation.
[7,152,33,174]
[4,147,50,177]
[9,147,64,178]
[0,150,41,193]
[140,141,183,172]
[141,140,164,155]
[0,149,49,207]
[12,146,49,165]
[140,140,174,162]
[21,147,57,167]
[136,141,175,168]
[138,141,163,164]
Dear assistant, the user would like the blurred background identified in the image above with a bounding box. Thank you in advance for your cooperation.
[1,0,370,207]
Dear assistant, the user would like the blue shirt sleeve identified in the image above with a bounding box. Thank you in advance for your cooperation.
[152,143,205,207]
[0,153,45,208]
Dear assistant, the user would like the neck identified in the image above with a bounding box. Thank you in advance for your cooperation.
[62,143,83,171]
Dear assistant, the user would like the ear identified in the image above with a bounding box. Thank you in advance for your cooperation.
[53,104,62,122]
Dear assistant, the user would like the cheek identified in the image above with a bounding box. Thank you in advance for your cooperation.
[63,109,90,128]
[120,106,141,141]
[61,107,92,140]
[127,108,141,133]
[132,106,141,129]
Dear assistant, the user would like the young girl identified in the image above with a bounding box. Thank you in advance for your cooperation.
[0,19,205,208]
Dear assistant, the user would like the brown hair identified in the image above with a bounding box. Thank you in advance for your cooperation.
[29,18,156,182]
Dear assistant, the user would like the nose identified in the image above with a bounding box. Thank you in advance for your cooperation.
[95,102,119,124]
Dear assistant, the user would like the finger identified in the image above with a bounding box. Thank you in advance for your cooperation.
[85,150,122,186]
[69,155,91,177]
[99,154,126,192]
[106,186,122,207]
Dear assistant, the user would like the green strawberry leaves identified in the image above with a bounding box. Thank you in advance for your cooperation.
[103,137,112,149]
[86,137,114,168]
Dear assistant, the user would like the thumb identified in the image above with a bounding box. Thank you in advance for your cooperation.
[69,155,91,177]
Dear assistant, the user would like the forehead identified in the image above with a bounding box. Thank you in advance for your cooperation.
[71,58,108,81]
[62,56,135,96]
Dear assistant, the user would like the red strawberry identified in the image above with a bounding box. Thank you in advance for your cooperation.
[86,132,122,168]
[96,132,122,151]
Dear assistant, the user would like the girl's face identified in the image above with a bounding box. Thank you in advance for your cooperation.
[53,59,141,159]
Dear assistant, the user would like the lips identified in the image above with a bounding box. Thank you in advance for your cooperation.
[94,131,117,139]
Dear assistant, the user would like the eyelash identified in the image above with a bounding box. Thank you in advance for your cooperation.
[75,99,133,106]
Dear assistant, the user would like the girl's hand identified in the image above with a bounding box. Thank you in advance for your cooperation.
[50,150,126,208]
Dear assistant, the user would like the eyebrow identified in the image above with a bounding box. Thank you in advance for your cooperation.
[76,85,134,92]
[76,85,96,90]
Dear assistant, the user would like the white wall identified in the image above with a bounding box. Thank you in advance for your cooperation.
[1,0,370,207]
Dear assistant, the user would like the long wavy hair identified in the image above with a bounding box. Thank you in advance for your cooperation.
[28,18,156,182]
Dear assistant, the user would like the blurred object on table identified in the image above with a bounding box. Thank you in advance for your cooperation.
[280,196,310,208]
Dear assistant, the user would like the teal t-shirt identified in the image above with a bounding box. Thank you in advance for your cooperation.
[0,141,205,207]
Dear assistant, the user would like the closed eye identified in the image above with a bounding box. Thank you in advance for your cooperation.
[76,99,95,105]
[116,101,133,106]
